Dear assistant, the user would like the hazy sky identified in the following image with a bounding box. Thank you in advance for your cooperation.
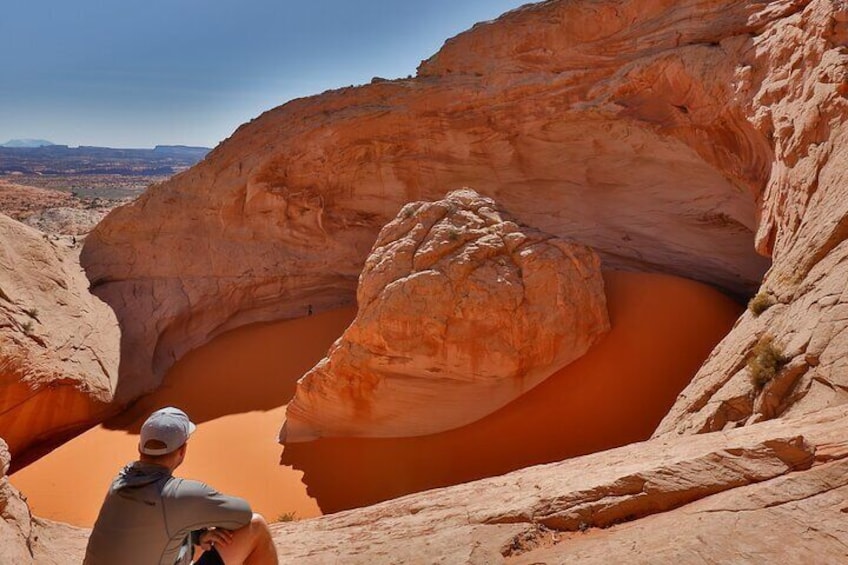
[1,1,531,148]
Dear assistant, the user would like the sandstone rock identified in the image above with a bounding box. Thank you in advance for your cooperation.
[80,0,771,403]
[513,458,848,564]
[0,214,119,465]
[21,405,848,564]
[0,179,116,235]
[281,271,740,514]
[656,0,848,435]
[23,207,112,237]
[282,189,609,441]
[0,180,73,221]
[0,438,32,564]
[269,405,848,564]
[0,438,89,564]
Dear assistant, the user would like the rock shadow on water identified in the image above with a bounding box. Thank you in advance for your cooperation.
[281,271,743,514]
[104,306,357,433]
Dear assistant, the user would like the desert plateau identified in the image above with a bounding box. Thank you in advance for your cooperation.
[2,0,848,563]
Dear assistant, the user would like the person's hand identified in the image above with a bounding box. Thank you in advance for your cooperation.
[198,528,234,551]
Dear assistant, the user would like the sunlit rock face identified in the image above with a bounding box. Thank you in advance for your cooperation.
[656,0,848,434]
[281,189,609,442]
[0,438,90,563]
[80,0,769,404]
[272,405,848,564]
[0,439,31,564]
[0,214,119,465]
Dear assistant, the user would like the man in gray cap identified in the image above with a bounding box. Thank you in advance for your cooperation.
[84,407,279,564]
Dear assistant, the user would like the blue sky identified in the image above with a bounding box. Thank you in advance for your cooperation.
[1,1,531,148]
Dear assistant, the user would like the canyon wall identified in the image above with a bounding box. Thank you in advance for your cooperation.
[0,214,119,466]
[656,0,848,435]
[11,0,848,561]
[0,439,89,564]
[80,0,773,402]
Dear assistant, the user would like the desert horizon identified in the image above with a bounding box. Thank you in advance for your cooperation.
[2,0,847,563]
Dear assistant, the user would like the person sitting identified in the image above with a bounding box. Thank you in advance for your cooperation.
[83,406,279,565]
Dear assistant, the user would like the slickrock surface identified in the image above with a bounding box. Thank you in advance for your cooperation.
[17,405,848,564]
[269,405,848,564]
[0,179,114,235]
[0,213,119,464]
[80,0,772,402]
[282,189,609,441]
[0,439,88,564]
[656,0,848,435]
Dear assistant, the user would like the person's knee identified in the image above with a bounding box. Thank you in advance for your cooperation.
[250,513,267,526]
[249,513,271,537]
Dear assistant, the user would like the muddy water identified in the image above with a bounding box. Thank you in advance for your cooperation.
[9,307,356,527]
[281,271,743,512]
[10,271,741,526]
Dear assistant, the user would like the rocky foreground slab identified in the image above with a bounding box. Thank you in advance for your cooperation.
[271,405,848,564]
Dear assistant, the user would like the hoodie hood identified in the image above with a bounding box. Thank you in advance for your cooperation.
[113,461,172,490]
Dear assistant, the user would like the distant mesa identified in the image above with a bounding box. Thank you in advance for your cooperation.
[0,144,211,177]
[1,139,56,148]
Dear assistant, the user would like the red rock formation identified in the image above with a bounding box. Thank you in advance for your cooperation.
[0,214,119,465]
[80,0,772,403]
[0,439,89,564]
[282,189,609,441]
[281,271,740,514]
[656,0,848,435]
[0,179,114,235]
[268,405,848,563]
[12,0,848,561]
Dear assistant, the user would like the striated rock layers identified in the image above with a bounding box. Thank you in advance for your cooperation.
[656,0,848,434]
[80,0,774,402]
[268,405,848,564]
[29,404,848,564]
[0,214,119,465]
[0,439,89,564]
[282,189,609,441]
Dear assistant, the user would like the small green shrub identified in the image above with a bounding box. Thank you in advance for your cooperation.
[21,320,34,334]
[447,227,461,242]
[747,335,788,388]
[24,307,38,319]
[748,291,776,316]
[276,511,297,523]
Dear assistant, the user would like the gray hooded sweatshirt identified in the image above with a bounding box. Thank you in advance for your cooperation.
[84,461,252,565]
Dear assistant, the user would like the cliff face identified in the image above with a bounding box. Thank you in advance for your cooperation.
[656,0,848,434]
[0,214,119,466]
[13,0,848,561]
[0,439,89,564]
[81,0,773,402]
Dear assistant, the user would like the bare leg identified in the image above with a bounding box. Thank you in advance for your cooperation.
[215,513,278,565]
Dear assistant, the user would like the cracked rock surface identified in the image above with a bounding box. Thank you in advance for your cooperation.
[282,189,609,441]
[0,214,119,465]
[0,439,89,564]
[657,0,848,436]
[80,0,774,405]
[268,405,848,564]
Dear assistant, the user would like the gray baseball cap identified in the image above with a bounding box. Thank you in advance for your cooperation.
[139,407,197,455]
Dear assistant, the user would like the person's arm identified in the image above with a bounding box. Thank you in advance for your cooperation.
[164,477,253,544]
